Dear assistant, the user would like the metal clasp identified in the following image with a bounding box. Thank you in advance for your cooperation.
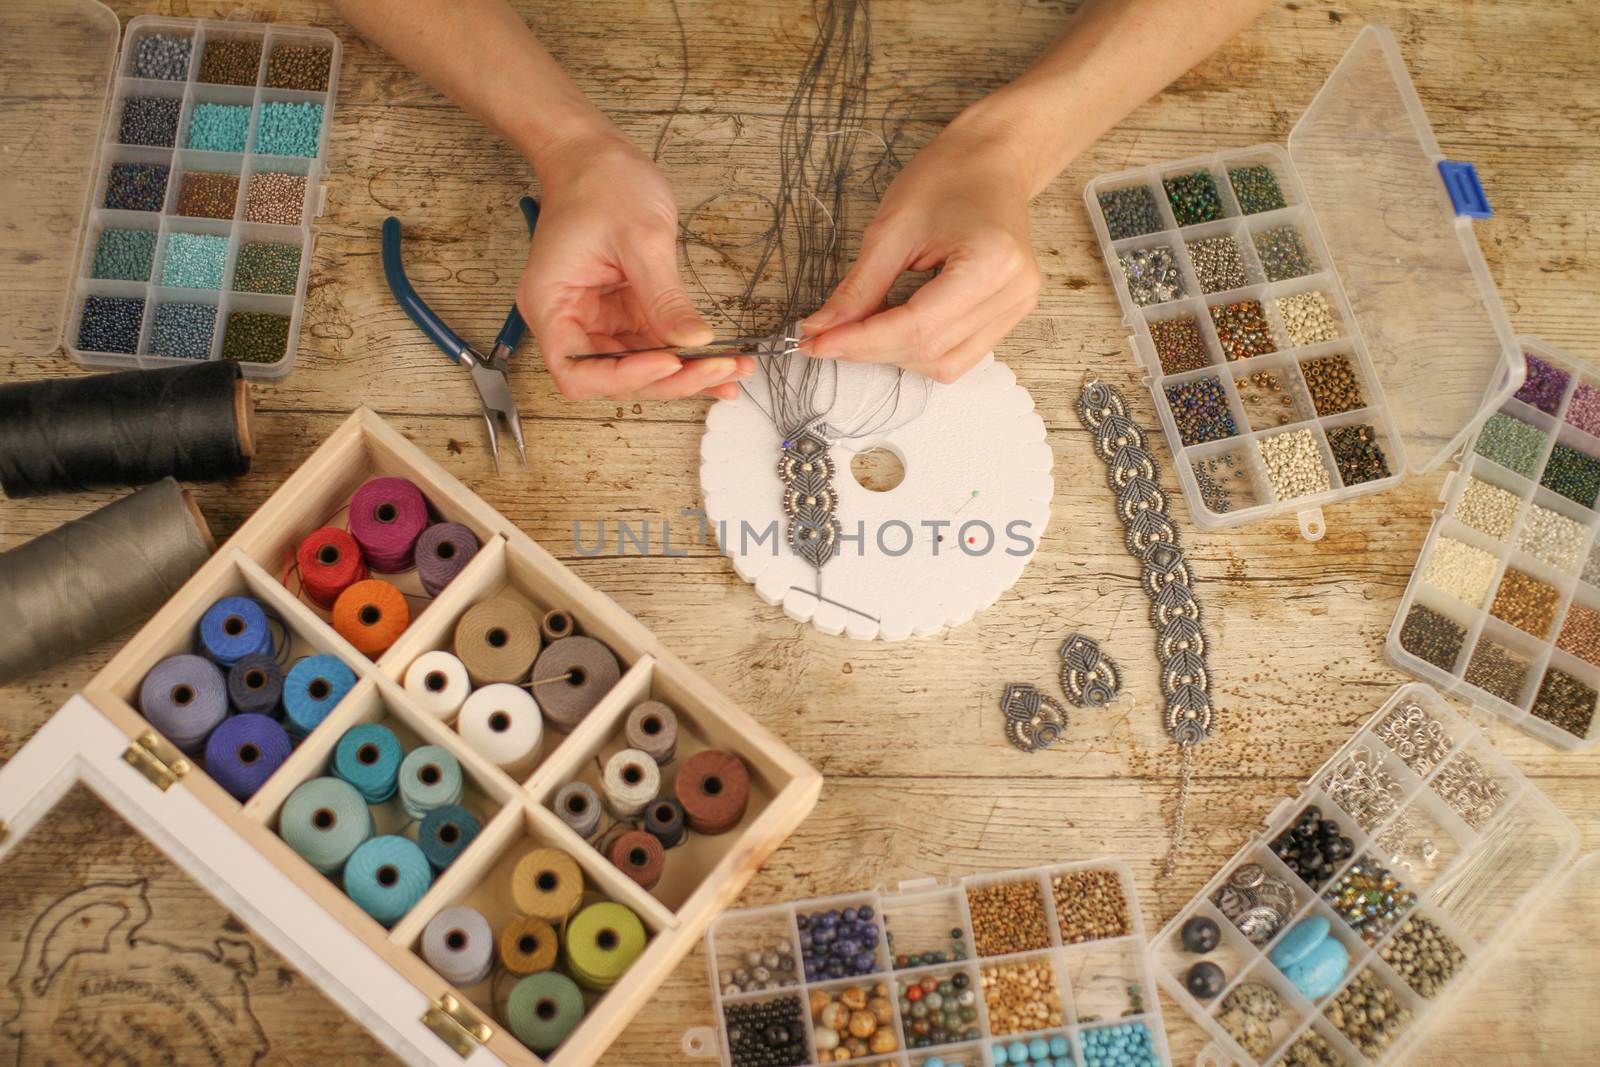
[422,993,492,1057]
[122,732,191,791]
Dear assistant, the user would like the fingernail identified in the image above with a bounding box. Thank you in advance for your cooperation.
[648,360,682,381]
[800,309,835,334]
[675,318,714,346]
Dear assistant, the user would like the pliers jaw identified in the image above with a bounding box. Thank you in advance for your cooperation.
[463,346,526,473]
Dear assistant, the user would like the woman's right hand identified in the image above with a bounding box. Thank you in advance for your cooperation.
[519,134,752,401]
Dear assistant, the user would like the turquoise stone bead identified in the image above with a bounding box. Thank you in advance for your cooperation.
[926,1059,944,1067]
[1286,934,1350,999]
[1028,1038,1050,1060]
[1009,1041,1030,1064]
[1271,915,1332,970]
[1050,1035,1070,1056]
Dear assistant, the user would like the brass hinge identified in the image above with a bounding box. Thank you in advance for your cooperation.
[122,732,192,791]
[422,992,492,1057]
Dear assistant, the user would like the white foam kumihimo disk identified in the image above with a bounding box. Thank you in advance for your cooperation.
[700,354,1051,640]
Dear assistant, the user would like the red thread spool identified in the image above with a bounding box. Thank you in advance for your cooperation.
[333,579,410,656]
[605,830,665,891]
[297,527,367,608]
[677,750,751,835]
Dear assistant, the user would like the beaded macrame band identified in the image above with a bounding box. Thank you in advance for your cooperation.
[1075,379,1217,875]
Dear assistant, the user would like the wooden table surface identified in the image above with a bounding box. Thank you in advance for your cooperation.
[3,0,1598,1064]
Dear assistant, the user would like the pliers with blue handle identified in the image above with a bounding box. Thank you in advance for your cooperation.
[381,196,538,472]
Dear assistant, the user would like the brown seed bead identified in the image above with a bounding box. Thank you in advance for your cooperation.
[1464,640,1530,704]
[967,880,1052,956]
[1151,315,1210,374]
[1378,913,1465,999]
[1302,353,1365,416]
[1531,666,1598,738]
[1209,300,1276,361]
[198,37,262,85]
[1489,568,1561,637]
[175,171,239,219]
[1051,869,1131,943]
[266,45,333,91]
[1557,603,1600,667]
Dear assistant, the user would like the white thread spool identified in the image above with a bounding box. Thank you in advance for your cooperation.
[421,905,495,986]
[457,683,543,780]
[404,650,471,722]
[601,748,660,820]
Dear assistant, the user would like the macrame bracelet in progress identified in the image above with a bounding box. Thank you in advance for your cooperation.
[1075,380,1215,748]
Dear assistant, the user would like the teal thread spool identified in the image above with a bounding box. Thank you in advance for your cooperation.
[506,972,585,1053]
[418,804,480,871]
[281,776,372,874]
[332,723,403,803]
[398,744,464,820]
[343,835,432,926]
[283,655,357,739]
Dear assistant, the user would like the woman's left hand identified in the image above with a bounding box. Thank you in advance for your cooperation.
[799,112,1042,384]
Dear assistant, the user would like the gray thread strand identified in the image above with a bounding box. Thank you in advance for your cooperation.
[0,478,210,684]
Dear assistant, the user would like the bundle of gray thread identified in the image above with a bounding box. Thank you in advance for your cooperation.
[0,478,212,684]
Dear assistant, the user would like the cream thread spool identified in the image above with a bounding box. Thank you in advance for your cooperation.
[404,650,471,722]
[624,700,678,764]
[601,748,660,820]
[457,683,543,780]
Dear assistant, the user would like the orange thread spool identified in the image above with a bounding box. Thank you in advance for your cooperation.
[333,579,409,655]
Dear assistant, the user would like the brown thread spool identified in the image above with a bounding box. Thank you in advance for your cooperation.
[498,915,558,975]
[453,596,540,685]
[678,750,751,835]
[605,830,665,891]
[510,847,583,924]
[624,700,679,764]
[529,636,621,732]
[540,608,574,642]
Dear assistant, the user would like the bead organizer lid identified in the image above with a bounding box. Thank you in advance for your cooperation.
[0,7,339,378]
[1151,683,1581,1067]
[1083,26,1522,537]
[684,860,1172,1067]
[1387,339,1600,751]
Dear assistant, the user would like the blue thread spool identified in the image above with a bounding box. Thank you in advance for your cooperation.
[204,713,292,800]
[282,655,357,740]
[281,777,372,874]
[197,595,275,666]
[418,804,480,870]
[332,723,402,803]
[398,745,464,820]
[344,835,432,926]
[227,652,283,717]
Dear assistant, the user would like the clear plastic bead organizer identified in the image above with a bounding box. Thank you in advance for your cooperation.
[1388,339,1600,751]
[55,14,339,379]
[1153,683,1578,1067]
[1082,27,1523,540]
[683,860,1172,1067]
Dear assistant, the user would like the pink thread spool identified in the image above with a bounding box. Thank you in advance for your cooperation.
[349,477,429,572]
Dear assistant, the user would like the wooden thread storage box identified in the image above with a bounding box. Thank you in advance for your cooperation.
[0,408,820,1066]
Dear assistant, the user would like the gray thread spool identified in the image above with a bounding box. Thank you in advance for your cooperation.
[625,700,678,764]
[554,781,602,839]
[421,905,495,986]
[529,636,621,732]
[0,478,212,685]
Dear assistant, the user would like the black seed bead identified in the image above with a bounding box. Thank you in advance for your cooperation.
[77,296,144,354]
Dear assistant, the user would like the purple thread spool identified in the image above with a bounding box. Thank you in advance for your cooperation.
[205,713,293,800]
[348,477,429,572]
[415,522,480,596]
[139,653,229,754]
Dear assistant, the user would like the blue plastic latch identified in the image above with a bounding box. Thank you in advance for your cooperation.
[1439,161,1491,219]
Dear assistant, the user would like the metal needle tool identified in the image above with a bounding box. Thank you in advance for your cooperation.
[569,335,805,360]
[381,196,538,472]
